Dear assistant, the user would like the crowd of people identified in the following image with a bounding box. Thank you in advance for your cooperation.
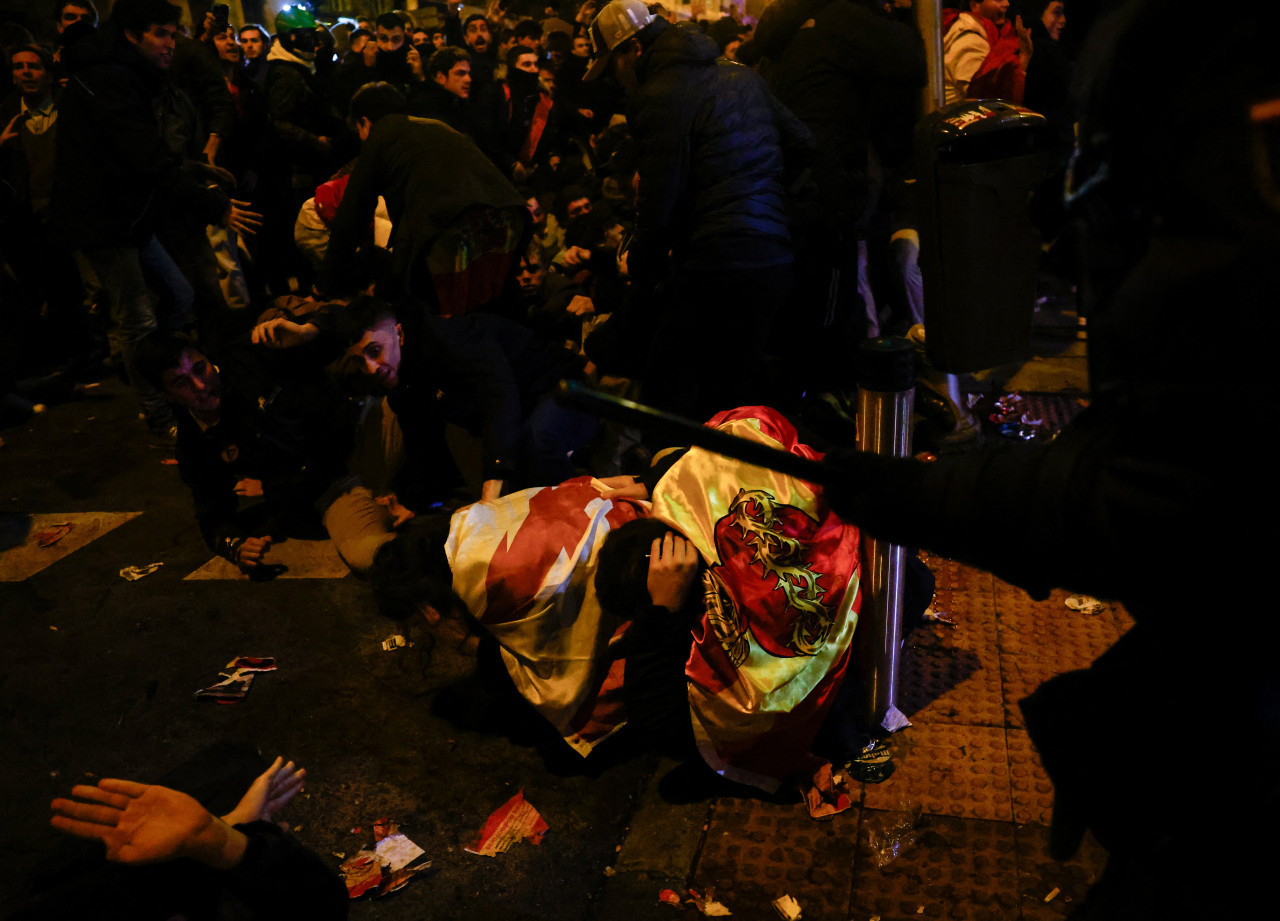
[0,0,1084,444]
[8,0,1275,917]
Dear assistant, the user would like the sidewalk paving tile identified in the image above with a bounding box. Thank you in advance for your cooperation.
[899,592,1003,727]
[1005,730,1054,827]
[1014,825,1108,921]
[863,724,1012,823]
[851,813,1019,921]
[692,796,859,921]
[993,586,1126,661]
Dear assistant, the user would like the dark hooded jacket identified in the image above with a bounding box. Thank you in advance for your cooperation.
[627,19,813,285]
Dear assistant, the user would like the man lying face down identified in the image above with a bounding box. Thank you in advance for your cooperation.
[364,408,926,792]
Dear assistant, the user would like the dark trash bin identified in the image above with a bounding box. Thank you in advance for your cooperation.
[915,100,1057,373]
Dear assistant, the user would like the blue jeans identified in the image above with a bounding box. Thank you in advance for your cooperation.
[85,237,194,426]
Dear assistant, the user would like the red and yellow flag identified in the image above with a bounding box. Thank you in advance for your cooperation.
[651,407,863,791]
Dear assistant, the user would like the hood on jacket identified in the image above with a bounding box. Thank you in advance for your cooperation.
[267,40,315,72]
[634,19,723,83]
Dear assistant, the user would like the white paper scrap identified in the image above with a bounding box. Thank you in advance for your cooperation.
[375,832,425,871]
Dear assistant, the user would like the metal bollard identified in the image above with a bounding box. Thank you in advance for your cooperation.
[855,337,916,734]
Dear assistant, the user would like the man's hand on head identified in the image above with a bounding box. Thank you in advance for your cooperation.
[647,531,701,613]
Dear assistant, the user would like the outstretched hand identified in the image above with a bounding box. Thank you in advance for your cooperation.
[50,779,244,869]
[223,199,263,236]
[221,755,307,826]
[647,531,701,613]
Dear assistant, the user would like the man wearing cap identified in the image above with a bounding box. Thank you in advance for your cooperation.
[583,0,812,420]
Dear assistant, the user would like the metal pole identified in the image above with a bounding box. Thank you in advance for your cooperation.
[919,0,946,115]
[854,337,915,734]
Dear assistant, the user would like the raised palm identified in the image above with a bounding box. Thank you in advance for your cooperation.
[51,779,214,865]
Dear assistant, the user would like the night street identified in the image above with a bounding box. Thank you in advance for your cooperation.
[1,316,1121,921]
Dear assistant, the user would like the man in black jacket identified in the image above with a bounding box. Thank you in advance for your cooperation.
[52,0,235,442]
[323,83,527,317]
[583,0,813,421]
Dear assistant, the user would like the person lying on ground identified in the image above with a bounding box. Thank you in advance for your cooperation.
[365,406,929,793]
[134,330,355,573]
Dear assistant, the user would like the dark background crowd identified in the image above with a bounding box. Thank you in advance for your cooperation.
[0,0,1090,458]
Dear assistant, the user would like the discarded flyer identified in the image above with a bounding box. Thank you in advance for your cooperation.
[340,852,384,899]
[772,894,802,921]
[194,669,256,703]
[375,832,425,872]
[119,562,163,581]
[1064,594,1105,615]
[465,790,548,856]
[340,822,431,899]
[805,762,852,819]
[688,889,732,916]
[195,657,276,703]
[33,523,74,548]
[381,634,411,652]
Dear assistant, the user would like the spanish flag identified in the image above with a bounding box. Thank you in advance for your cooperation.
[651,407,862,792]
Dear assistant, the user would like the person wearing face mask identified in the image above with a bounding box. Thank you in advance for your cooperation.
[504,46,560,181]
[371,11,414,88]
